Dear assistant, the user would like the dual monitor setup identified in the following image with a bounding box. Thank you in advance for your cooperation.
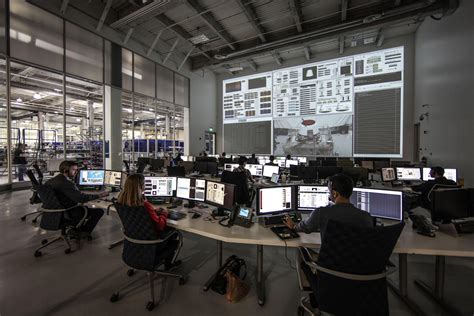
[381,167,457,182]
[257,185,403,222]
[78,170,127,189]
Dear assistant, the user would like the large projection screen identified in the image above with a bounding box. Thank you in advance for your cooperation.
[222,47,404,157]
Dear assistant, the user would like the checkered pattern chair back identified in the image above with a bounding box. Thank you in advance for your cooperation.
[114,203,162,271]
[316,220,404,316]
[36,185,66,231]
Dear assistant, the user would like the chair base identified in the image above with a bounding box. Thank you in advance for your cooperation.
[20,210,43,223]
[33,226,83,257]
[298,296,320,316]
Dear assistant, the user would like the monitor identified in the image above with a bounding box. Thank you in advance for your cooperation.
[149,158,164,170]
[271,173,280,184]
[144,176,176,197]
[176,177,206,201]
[341,167,369,184]
[381,168,396,182]
[422,168,457,182]
[104,170,122,187]
[297,185,330,211]
[167,166,186,177]
[274,157,286,168]
[224,163,239,172]
[431,189,472,222]
[263,165,279,178]
[246,164,263,177]
[257,156,270,165]
[295,156,307,164]
[297,166,318,182]
[350,188,403,221]
[373,159,390,170]
[285,159,299,168]
[317,166,342,180]
[205,180,235,210]
[79,169,105,186]
[194,161,209,173]
[256,186,294,216]
[396,167,421,181]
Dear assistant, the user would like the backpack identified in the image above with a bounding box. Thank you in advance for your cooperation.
[210,255,247,295]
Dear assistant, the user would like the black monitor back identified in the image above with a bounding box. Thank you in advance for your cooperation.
[317,166,342,180]
[195,156,217,163]
[167,166,186,177]
[137,157,150,166]
[308,160,320,167]
[218,157,232,166]
[150,158,164,170]
[431,189,473,222]
[391,160,411,168]
[341,167,369,184]
[289,164,299,177]
[297,166,318,183]
[220,171,249,206]
[207,162,218,176]
[321,159,337,167]
[194,161,208,173]
[373,159,391,170]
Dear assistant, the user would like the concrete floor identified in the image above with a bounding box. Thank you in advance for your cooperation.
[1,190,473,316]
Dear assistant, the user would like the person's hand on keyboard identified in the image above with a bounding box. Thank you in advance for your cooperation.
[283,215,296,230]
[98,191,109,198]
[155,207,169,216]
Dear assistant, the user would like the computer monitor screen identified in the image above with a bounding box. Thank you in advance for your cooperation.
[224,163,239,172]
[422,168,457,182]
[144,176,176,197]
[396,168,421,181]
[285,159,299,168]
[431,189,472,221]
[297,185,330,211]
[350,188,403,221]
[176,177,206,201]
[246,164,263,177]
[182,156,194,162]
[104,170,122,187]
[381,168,396,182]
[271,173,279,184]
[205,180,235,210]
[274,157,286,168]
[256,186,294,216]
[79,170,105,186]
[295,157,307,164]
[257,156,270,165]
[263,165,279,178]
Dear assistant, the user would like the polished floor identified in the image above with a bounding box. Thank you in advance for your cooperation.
[1,190,473,316]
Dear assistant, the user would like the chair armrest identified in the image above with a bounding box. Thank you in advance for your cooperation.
[298,247,320,271]
[314,264,397,281]
[122,230,178,245]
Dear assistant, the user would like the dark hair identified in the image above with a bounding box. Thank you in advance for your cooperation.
[251,153,256,158]
[222,152,226,157]
[286,154,291,160]
[431,166,445,176]
[328,174,354,199]
[238,156,247,166]
[59,160,78,173]
[269,155,275,161]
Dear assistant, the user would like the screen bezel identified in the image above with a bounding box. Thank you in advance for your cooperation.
[297,185,330,212]
[263,165,280,178]
[104,170,123,188]
[78,169,105,186]
[176,177,206,202]
[204,180,235,210]
[395,167,421,181]
[256,185,295,216]
[144,176,176,198]
[352,187,403,221]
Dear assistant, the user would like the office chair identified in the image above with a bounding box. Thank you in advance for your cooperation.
[21,170,43,223]
[123,160,130,173]
[221,171,250,206]
[296,220,404,316]
[427,183,461,204]
[179,161,194,174]
[111,203,186,311]
[34,185,88,257]
[136,161,148,174]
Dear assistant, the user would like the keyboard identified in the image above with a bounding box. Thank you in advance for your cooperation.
[263,213,301,227]
[453,219,474,233]
[168,210,186,221]
[270,226,300,240]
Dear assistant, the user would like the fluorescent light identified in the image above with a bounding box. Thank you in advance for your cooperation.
[33,93,41,99]
[125,108,132,113]
[70,107,74,111]
[189,34,209,45]
[16,98,22,103]
[149,108,154,111]
[122,68,143,80]
[35,39,63,55]
[76,118,81,122]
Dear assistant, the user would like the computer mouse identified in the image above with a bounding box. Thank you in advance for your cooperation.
[192,213,201,219]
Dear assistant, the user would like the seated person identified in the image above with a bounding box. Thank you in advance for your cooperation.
[233,156,254,183]
[286,154,292,160]
[247,153,258,165]
[45,161,107,236]
[283,174,373,309]
[220,152,226,158]
[117,174,181,269]
[172,153,183,166]
[412,166,457,209]
[265,155,278,166]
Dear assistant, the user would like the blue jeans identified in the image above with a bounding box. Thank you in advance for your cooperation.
[17,164,26,181]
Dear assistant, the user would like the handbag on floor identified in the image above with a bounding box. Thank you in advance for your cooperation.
[210,255,247,295]
[225,270,250,303]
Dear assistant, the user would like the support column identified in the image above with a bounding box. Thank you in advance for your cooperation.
[104,86,122,170]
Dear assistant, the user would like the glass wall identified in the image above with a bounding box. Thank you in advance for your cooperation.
[121,91,133,163]
[0,58,7,184]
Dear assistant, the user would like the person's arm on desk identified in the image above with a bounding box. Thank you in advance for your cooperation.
[144,200,168,231]
[284,209,321,233]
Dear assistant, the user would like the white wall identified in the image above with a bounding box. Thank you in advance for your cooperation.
[414,0,474,186]
[216,34,416,160]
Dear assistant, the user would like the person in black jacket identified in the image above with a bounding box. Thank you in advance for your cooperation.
[13,143,27,181]
[247,153,258,164]
[265,155,278,166]
[412,166,457,209]
[46,161,108,235]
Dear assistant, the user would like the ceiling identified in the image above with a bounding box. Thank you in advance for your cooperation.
[28,0,457,75]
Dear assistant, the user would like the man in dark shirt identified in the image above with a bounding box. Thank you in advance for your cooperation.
[247,153,258,165]
[265,155,278,166]
[412,166,457,209]
[46,161,108,235]
[233,156,254,183]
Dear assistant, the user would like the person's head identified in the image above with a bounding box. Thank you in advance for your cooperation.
[17,143,25,150]
[221,152,226,158]
[176,153,182,159]
[251,153,256,158]
[59,160,79,179]
[430,166,445,178]
[327,174,354,203]
[286,154,291,160]
[238,156,247,167]
[269,155,275,162]
[117,173,145,207]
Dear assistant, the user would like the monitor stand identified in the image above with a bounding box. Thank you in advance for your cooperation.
[183,200,196,208]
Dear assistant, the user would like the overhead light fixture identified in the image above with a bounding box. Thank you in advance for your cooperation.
[149,108,154,111]
[33,93,41,99]
[76,118,81,122]
[16,98,22,103]
[228,66,243,72]
[189,34,209,45]
[214,54,226,60]
[126,108,132,113]
[70,107,74,111]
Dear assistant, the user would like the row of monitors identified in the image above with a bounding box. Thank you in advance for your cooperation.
[224,163,278,177]
[381,167,457,182]
[78,170,127,187]
[257,186,403,221]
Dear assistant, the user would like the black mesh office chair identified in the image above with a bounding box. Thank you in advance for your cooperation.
[296,220,404,316]
[111,203,186,311]
[136,161,148,174]
[21,169,43,223]
[34,185,88,257]
[221,170,250,206]
[427,183,461,204]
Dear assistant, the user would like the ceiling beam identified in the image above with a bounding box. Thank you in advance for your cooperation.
[272,51,282,66]
[60,0,69,14]
[163,38,180,65]
[178,47,195,71]
[96,0,114,31]
[155,14,212,60]
[339,35,345,54]
[289,0,303,33]
[185,0,236,50]
[376,29,385,47]
[147,30,163,56]
[110,0,178,29]
[247,59,257,71]
[394,0,402,6]
[237,0,266,43]
[303,46,311,60]
[341,0,349,21]
[123,27,135,45]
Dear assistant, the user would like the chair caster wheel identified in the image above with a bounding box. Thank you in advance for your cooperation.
[34,250,42,257]
[64,248,72,254]
[146,301,155,311]
[297,306,305,316]
[32,219,37,224]
[127,269,135,277]
[179,276,187,285]
[41,239,48,245]
[110,293,119,302]
[21,216,26,221]
[87,235,93,241]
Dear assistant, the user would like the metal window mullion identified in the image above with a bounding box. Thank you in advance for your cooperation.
[63,20,66,160]
[131,53,134,162]
[6,57,11,184]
